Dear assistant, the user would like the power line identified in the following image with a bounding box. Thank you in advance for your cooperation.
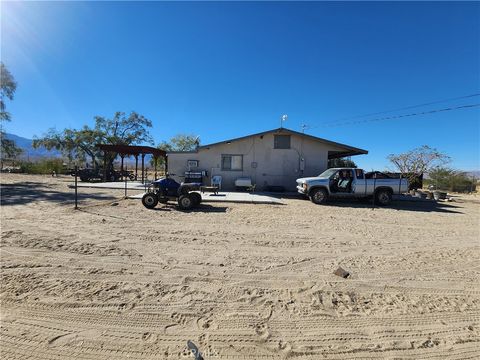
[320,103,480,128]
[322,93,480,126]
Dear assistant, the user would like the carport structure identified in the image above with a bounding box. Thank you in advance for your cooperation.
[97,144,167,183]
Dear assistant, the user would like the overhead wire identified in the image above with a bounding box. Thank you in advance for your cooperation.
[321,103,480,128]
[303,93,480,130]
[322,93,480,125]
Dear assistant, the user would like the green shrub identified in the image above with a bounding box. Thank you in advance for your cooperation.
[18,158,66,175]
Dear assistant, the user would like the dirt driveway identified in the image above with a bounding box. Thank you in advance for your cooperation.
[1,174,479,359]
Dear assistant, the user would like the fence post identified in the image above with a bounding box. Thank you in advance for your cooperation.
[74,165,78,210]
[372,173,376,209]
[125,164,128,198]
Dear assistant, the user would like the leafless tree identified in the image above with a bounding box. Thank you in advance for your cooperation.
[387,145,451,182]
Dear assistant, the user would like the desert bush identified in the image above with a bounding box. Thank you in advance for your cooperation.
[426,167,476,193]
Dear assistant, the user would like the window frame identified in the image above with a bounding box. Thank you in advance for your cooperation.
[221,154,243,171]
[355,169,364,179]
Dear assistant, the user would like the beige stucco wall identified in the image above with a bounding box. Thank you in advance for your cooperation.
[167,131,354,191]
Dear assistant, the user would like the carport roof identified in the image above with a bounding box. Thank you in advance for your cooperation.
[97,144,166,158]
[196,127,368,158]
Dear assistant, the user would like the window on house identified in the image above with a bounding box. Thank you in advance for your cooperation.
[221,155,243,171]
[274,135,291,149]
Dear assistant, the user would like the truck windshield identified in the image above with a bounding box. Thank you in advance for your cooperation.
[317,169,338,178]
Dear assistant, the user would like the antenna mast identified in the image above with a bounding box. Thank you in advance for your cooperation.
[280,114,288,128]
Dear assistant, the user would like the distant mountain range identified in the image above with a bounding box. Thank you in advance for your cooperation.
[5,133,62,159]
[466,170,480,178]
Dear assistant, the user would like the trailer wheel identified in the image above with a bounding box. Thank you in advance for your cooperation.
[375,189,392,206]
[178,194,194,210]
[190,192,202,206]
[142,193,158,209]
[309,188,328,204]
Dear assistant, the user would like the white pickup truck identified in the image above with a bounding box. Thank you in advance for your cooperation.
[296,168,409,206]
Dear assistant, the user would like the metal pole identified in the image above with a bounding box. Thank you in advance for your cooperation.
[103,153,107,182]
[372,173,376,209]
[74,165,78,210]
[125,164,128,198]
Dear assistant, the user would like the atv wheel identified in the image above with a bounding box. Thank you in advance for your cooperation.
[190,192,202,206]
[178,194,194,210]
[142,193,158,209]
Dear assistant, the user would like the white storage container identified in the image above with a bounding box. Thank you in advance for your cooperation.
[235,177,252,187]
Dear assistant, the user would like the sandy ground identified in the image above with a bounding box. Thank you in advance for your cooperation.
[1,173,479,360]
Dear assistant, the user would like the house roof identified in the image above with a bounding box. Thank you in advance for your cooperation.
[196,127,368,159]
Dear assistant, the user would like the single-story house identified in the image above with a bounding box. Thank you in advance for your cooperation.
[167,127,368,191]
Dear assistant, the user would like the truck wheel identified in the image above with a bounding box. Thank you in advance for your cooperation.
[310,188,328,204]
[190,192,202,206]
[375,189,392,206]
[142,193,158,209]
[178,194,194,210]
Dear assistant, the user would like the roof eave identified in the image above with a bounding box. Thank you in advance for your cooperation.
[198,127,368,155]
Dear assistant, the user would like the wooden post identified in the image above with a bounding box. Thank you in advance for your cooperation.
[141,153,145,184]
[135,155,138,181]
[154,156,157,180]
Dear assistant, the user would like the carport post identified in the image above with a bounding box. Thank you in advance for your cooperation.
[135,155,138,181]
[141,153,145,183]
[154,156,157,180]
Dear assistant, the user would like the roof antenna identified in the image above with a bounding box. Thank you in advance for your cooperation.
[280,114,288,128]
[301,124,309,133]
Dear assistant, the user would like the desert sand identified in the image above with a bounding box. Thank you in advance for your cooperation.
[1,173,479,359]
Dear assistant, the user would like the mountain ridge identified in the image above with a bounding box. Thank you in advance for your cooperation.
[4,133,62,159]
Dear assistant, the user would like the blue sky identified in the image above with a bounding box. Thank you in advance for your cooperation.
[1,1,479,170]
